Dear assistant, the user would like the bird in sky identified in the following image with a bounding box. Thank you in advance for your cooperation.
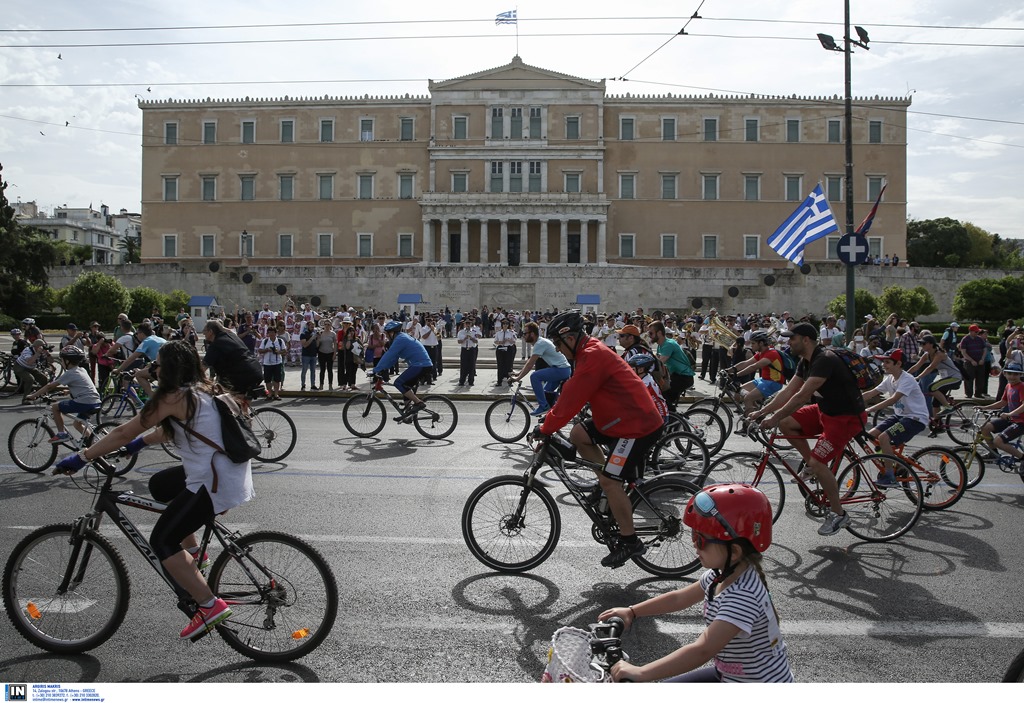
[39,131,45,136]
[57,53,62,59]
[65,121,69,127]
[147,87,152,92]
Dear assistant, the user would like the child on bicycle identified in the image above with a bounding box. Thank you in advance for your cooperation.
[976,363,1024,469]
[25,346,101,443]
[861,348,931,486]
[627,353,669,423]
[599,483,793,682]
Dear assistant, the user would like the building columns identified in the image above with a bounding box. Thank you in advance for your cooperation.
[440,220,449,264]
[479,219,488,264]
[499,219,509,266]
[421,219,432,263]
[539,220,548,264]
[597,220,607,266]
[580,220,588,264]
[460,218,469,265]
[559,219,568,264]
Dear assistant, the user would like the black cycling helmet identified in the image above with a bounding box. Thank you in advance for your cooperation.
[59,345,86,362]
[546,309,586,356]
[749,331,770,344]
[627,353,656,375]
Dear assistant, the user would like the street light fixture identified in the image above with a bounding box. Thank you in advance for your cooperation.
[240,229,251,265]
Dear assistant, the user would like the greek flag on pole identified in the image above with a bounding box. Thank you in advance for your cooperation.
[495,10,517,25]
[767,184,839,265]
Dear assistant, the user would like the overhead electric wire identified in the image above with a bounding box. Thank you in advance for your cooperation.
[617,0,707,79]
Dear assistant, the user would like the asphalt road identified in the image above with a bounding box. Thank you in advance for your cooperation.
[1,395,1023,684]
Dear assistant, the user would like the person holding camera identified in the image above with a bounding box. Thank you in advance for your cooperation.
[299,319,320,391]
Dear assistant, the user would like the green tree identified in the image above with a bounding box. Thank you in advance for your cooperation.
[827,289,878,322]
[128,286,166,322]
[876,284,938,321]
[119,235,141,264]
[952,275,1024,323]
[906,218,971,268]
[60,271,131,327]
[163,289,191,319]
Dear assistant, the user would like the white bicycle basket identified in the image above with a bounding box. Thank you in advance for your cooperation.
[541,626,608,683]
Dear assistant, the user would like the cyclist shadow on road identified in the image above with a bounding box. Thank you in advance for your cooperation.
[0,652,101,683]
[0,473,55,502]
[451,570,702,681]
[334,437,453,463]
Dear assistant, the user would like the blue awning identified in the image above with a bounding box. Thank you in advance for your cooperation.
[188,295,218,306]
[576,294,601,305]
[397,293,424,304]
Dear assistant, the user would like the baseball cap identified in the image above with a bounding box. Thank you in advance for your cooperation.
[874,348,903,363]
[969,324,981,332]
[780,322,818,341]
[864,314,873,320]
[619,324,641,337]
[1004,363,1023,373]
[66,323,77,330]
[949,321,959,328]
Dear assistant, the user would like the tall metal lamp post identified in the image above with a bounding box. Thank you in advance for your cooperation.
[818,0,869,330]
[240,229,251,266]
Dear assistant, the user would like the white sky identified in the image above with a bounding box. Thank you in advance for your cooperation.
[2,0,1022,238]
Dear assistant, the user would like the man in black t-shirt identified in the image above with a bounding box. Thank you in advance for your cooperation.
[202,320,263,394]
[750,322,866,537]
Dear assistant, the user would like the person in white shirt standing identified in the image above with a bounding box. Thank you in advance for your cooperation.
[457,318,482,387]
[258,326,287,400]
[420,314,441,384]
[493,317,517,385]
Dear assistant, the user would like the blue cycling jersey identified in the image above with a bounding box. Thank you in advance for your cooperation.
[375,332,433,370]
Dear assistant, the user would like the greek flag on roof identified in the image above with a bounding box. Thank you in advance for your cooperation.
[766,183,839,265]
[495,9,517,25]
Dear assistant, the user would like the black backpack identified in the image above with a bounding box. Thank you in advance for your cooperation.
[175,394,261,465]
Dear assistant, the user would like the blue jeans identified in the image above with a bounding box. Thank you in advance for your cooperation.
[531,366,572,410]
[301,355,317,387]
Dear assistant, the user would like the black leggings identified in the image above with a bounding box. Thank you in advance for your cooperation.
[149,466,214,561]
[318,351,335,387]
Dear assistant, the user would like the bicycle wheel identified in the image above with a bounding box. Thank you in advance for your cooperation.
[1003,645,1024,682]
[647,430,709,482]
[207,531,338,662]
[93,422,138,477]
[951,446,986,489]
[908,446,967,511]
[414,395,458,440]
[703,451,786,524]
[2,524,130,654]
[8,419,58,473]
[630,475,702,577]
[484,398,531,443]
[250,408,297,463]
[945,403,981,446]
[99,394,138,421]
[161,442,181,460]
[837,454,922,542]
[680,407,727,456]
[871,406,895,427]
[461,475,560,573]
[341,394,387,438]
[0,363,16,398]
[687,398,735,437]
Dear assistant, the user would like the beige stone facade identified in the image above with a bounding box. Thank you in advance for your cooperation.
[140,57,909,268]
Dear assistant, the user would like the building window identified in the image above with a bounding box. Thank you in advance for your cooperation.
[162,235,176,257]
[744,174,760,201]
[201,176,216,202]
[278,234,292,257]
[785,175,802,202]
[318,174,334,200]
[826,236,841,260]
[703,117,718,142]
[529,107,542,139]
[619,174,635,199]
[510,107,523,138]
[359,118,374,142]
[703,235,718,259]
[399,173,414,199]
[452,172,468,193]
[280,174,294,201]
[869,120,882,143]
[619,234,635,259]
[358,233,373,257]
[358,174,373,199]
[702,174,719,201]
[240,232,253,257]
[163,177,178,202]
[528,161,542,193]
[490,161,503,192]
[280,119,294,143]
[400,117,414,141]
[868,236,882,258]
[453,115,467,140]
[786,119,800,143]
[398,233,414,257]
[201,234,215,257]
[744,235,760,259]
[868,176,885,202]
[490,107,503,139]
[242,120,255,144]
[828,119,841,143]
[318,233,332,257]
[620,117,635,141]
[564,172,581,193]
[240,176,255,201]
[662,117,676,141]
[320,119,334,143]
[661,174,677,200]
[566,115,580,140]
[202,121,216,144]
[509,161,523,193]
[745,118,759,142]
[826,175,843,203]
[164,122,177,145]
[661,234,676,259]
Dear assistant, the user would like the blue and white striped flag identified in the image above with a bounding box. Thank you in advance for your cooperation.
[495,9,517,25]
[767,184,839,265]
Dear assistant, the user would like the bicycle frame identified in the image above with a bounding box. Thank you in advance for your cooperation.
[21,402,98,452]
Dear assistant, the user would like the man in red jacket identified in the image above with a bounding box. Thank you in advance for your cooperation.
[539,310,665,568]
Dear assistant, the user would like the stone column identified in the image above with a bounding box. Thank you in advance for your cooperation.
[597,219,607,266]
[520,219,528,264]
[499,219,509,266]
[460,218,469,265]
[480,219,489,264]
[579,218,589,264]
[440,219,449,264]
[422,219,432,263]
[559,219,568,264]
[539,219,549,264]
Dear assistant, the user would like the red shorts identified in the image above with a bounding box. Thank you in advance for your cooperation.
[791,405,867,464]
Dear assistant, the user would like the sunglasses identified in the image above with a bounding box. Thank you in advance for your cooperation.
[692,531,730,550]
[692,490,741,541]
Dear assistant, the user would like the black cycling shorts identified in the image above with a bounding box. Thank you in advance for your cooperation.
[580,419,661,482]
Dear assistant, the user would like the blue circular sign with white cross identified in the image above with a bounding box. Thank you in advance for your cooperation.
[836,232,870,265]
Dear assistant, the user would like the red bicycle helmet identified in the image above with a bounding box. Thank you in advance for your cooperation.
[683,483,772,552]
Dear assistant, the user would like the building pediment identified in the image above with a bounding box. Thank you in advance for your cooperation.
[429,55,605,93]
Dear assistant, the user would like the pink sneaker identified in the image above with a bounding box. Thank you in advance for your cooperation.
[192,551,210,571]
[179,598,232,640]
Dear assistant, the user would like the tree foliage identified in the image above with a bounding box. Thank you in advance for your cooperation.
[120,235,140,264]
[876,285,938,321]
[128,286,167,322]
[59,271,131,326]
[952,275,1024,323]
[826,289,878,322]
[907,217,1024,270]
[163,289,191,319]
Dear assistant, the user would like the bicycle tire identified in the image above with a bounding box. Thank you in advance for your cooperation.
[703,451,786,524]
[1003,645,1024,682]
[908,446,967,511]
[647,430,709,482]
[161,442,181,460]
[414,395,458,440]
[871,406,895,427]
[341,394,387,438]
[629,475,702,577]
[207,531,338,662]
[951,446,986,489]
[0,363,17,397]
[99,393,138,421]
[837,454,922,542]
[93,422,138,476]
[680,407,727,457]
[687,398,735,437]
[2,524,130,654]
[484,398,531,443]
[8,419,58,473]
[250,407,298,463]
[461,475,561,573]
[945,402,981,447]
